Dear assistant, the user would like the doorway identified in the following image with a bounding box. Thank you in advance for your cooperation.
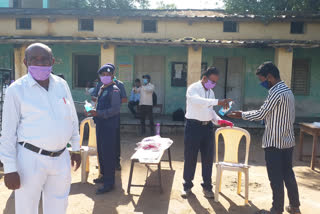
[73,54,100,88]
[134,56,165,112]
[213,57,244,111]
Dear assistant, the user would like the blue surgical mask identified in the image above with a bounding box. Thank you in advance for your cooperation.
[143,79,148,84]
[260,80,270,89]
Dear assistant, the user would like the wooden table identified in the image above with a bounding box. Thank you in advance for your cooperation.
[127,146,173,194]
[299,123,320,170]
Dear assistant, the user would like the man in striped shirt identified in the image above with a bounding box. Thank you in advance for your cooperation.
[229,62,301,214]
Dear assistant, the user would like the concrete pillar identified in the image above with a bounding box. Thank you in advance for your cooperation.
[274,47,293,88]
[100,44,116,66]
[14,45,27,79]
[187,46,202,86]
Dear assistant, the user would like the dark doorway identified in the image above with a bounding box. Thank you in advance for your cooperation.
[73,54,99,88]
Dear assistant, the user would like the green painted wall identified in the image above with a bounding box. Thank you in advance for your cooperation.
[293,48,320,117]
[0,44,13,70]
[202,47,274,110]
[116,46,188,114]
[2,43,318,118]
[51,44,100,102]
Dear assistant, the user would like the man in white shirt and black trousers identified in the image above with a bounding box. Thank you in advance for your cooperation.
[138,74,155,136]
[182,67,234,198]
[229,62,301,214]
[0,43,81,214]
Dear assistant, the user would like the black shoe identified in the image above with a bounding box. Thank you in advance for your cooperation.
[285,205,301,214]
[115,163,121,171]
[203,189,214,198]
[93,177,104,184]
[96,186,114,195]
[255,209,282,214]
[181,188,192,198]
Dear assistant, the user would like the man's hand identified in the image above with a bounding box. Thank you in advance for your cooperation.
[228,111,243,119]
[85,110,97,117]
[91,96,97,102]
[4,172,21,190]
[218,98,232,109]
[71,153,81,171]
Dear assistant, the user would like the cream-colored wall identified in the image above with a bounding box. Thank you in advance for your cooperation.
[14,45,27,79]
[275,47,293,87]
[187,46,202,86]
[100,44,116,66]
[0,17,319,41]
[0,18,49,36]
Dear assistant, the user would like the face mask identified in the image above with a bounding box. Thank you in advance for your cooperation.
[143,79,148,84]
[260,80,270,89]
[28,66,52,81]
[204,80,216,90]
[100,76,112,85]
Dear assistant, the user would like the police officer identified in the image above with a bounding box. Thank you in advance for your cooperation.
[86,64,121,194]
[91,63,127,171]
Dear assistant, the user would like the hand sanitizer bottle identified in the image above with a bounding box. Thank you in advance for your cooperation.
[156,123,161,136]
[218,101,233,116]
[84,100,93,112]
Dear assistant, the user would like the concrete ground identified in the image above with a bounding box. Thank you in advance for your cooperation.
[0,132,320,214]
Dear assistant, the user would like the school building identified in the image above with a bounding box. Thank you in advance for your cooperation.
[0,3,320,118]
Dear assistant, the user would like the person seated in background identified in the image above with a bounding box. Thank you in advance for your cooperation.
[128,79,141,118]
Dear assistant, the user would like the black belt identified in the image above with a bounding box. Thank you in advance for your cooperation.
[18,142,66,157]
[187,119,212,126]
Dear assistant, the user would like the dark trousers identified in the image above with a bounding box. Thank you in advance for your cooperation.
[140,105,154,134]
[265,147,300,212]
[183,119,215,191]
[96,119,116,187]
[116,117,121,167]
[128,101,139,115]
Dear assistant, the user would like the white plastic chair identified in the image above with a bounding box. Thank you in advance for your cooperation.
[214,127,251,204]
[79,117,98,183]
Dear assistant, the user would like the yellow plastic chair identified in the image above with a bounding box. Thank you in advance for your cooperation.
[214,127,251,204]
[79,117,98,183]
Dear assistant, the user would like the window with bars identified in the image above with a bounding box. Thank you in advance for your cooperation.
[290,22,304,34]
[142,20,157,33]
[223,21,238,32]
[13,0,22,8]
[16,18,31,30]
[79,19,94,31]
[291,59,310,95]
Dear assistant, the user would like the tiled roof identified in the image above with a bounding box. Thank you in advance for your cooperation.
[0,8,319,21]
[1,36,319,48]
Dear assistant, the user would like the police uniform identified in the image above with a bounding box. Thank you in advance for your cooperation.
[113,79,127,169]
[92,76,126,170]
[94,66,121,193]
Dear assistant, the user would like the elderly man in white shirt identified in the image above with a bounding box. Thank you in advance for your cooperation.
[181,66,233,199]
[0,43,81,214]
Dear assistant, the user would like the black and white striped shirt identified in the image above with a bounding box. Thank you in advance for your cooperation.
[242,81,295,149]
